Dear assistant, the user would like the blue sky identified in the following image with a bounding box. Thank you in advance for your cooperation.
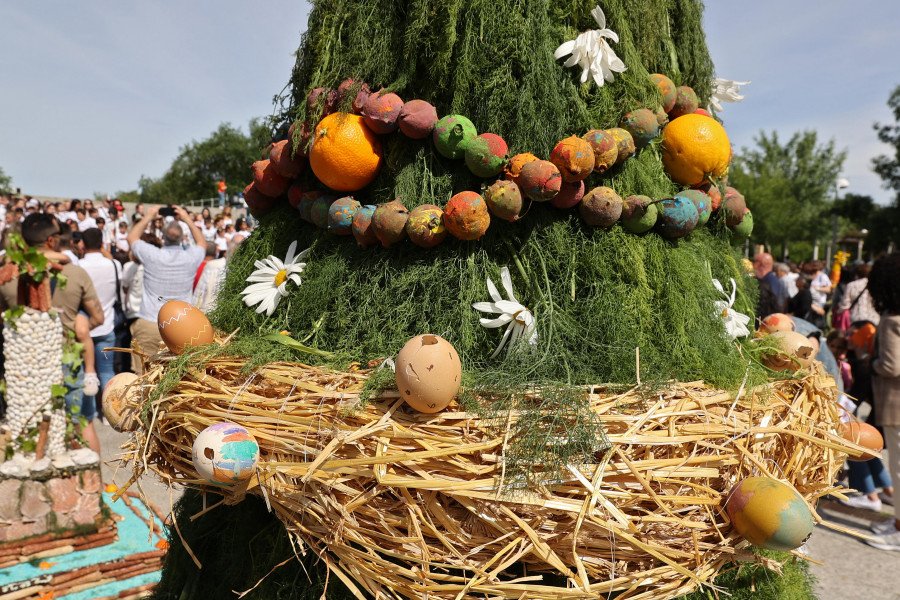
[1,1,898,205]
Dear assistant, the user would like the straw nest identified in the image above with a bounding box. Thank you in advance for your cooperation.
[115,351,864,600]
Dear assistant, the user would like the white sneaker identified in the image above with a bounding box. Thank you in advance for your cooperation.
[83,372,100,397]
[840,494,883,512]
[866,529,900,551]
[871,520,898,535]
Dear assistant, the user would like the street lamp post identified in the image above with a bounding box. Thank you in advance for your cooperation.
[828,178,850,267]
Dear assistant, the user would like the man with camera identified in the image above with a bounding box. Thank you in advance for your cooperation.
[126,204,206,373]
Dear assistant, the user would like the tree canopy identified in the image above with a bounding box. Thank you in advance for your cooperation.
[0,166,13,195]
[137,119,269,204]
[728,130,846,256]
[873,84,900,194]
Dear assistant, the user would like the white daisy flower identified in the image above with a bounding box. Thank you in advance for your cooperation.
[241,241,310,316]
[473,267,538,358]
[709,78,750,113]
[554,6,626,87]
[712,277,751,339]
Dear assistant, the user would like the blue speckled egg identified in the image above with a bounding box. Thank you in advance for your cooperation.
[351,204,378,249]
[657,196,699,239]
[675,189,711,226]
[328,196,360,235]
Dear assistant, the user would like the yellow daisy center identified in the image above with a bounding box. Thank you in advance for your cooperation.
[274,269,288,287]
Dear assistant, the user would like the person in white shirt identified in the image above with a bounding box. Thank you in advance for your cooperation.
[126,205,205,373]
[775,262,798,299]
[115,221,130,253]
[78,228,124,418]
[76,209,96,231]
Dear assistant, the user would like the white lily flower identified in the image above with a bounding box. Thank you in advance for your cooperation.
[473,267,537,358]
[554,6,626,87]
[241,241,310,316]
[712,277,751,339]
[709,78,750,113]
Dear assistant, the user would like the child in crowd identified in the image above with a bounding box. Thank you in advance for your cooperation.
[827,332,853,391]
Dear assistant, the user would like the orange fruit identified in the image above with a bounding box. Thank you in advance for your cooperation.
[309,113,383,191]
[660,113,731,186]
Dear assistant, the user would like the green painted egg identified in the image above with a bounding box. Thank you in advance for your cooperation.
[725,477,814,551]
[433,115,477,159]
[621,195,658,234]
[731,208,754,242]
[675,189,712,226]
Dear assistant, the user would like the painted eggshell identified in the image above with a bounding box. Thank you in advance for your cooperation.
[700,183,723,211]
[270,139,306,179]
[656,196,699,239]
[406,204,448,248]
[363,90,404,134]
[669,86,699,119]
[251,159,289,198]
[288,121,313,157]
[102,372,139,433]
[579,186,623,229]
[298,191,323,223]
[675,189,711,226]
[351,205,378,249]
[731,208,754,242]
[841,421,884,462]
[607,128,636,164]
[650,73,677,112]
[287,182,306,210]
[723,186,746,226]
[621,195,658,234]
[444,192,490,240]
[760,330,816,372]
[398,99,439,139]
[550,136,595,182]
[620,108,660,148]
[327,196,361,235]
[158,300,214,355]
[550,180,585,210]
[371,199,409,247]
[310,195,335,229]
[465,133,509,178]
[395,334,462,413]
[519,160,562,202]
[433,115,477,160]
[485,179,524,221]
[582,130,618,173]
[243,182,276,218]
[756,313,796,337]
[726,477,814,551]
[504,152,539,186]
[192,422,260,485]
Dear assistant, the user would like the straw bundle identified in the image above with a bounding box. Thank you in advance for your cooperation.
[117,354,861,600]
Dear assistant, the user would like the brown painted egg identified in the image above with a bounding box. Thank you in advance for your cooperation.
[760,330,815,372]
[841,421,884,462]
[395,334,462,413]
[102,372,140,432]
[157,300,215,355]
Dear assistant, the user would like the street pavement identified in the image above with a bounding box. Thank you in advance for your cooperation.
[93,419,900,599]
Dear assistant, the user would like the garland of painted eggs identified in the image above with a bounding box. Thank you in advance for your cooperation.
[244,74,753,248]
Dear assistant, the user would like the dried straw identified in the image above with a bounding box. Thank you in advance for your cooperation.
[114,352,863,600]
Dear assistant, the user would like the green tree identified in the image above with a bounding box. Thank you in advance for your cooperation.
[871,84,900,254]
[138,119,270,204]
[729,130,846,258]
[0,166,13,195]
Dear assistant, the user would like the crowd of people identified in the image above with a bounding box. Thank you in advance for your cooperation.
[0,195,254,455]
[754,250,900,552]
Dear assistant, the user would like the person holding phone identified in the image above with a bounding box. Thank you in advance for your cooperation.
[126,205,206,373]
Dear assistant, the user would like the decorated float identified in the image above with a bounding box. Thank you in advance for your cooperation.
[106,1,877,599]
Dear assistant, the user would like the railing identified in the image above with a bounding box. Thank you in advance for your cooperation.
[184,196,240,209]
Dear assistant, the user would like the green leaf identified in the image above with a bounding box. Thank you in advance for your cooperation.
[263,332,333,358]
[51,384,67,398]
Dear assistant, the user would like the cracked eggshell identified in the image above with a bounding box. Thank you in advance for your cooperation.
[103,372,139,432]
[760,331,815,372]
[192,422,259,485]
[395,334,461,413]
